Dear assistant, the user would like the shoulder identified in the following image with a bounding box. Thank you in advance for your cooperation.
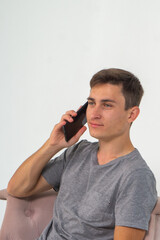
[61,140,98,168]
[117,149,157,197]
[120,149,155,180]
[115,151,157,231]
[65,140,98,157]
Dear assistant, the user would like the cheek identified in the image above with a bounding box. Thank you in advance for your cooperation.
[86,109,89,121]
[86,108,92,121]
[113,113,129,131]
[104,111,127,126]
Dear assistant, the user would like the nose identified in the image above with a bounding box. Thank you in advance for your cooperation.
[89,105,102,119]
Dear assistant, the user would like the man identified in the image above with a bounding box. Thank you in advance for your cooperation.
[7,68,157,240]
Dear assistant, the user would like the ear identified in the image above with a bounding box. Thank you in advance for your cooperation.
[128,106,140,123]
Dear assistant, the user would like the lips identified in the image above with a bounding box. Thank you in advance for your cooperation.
[89,122,104,128]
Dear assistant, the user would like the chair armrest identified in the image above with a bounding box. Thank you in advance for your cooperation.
[144,197,160,240]
[0,189,8,200]
[0,188,57,240]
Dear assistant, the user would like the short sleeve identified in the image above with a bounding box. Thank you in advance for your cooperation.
[42,150,66,192]
[115,169,157,231]
[42,140,84,192]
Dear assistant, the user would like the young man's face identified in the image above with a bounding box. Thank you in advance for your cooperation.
[86,83,132,142]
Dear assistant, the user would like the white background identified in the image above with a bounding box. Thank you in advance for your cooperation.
[0,0,160,227]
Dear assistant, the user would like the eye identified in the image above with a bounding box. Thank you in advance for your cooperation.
[88,101,95,106]
[103,103,112,108]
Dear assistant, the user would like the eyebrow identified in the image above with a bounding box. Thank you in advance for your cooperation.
[87,97,116,104]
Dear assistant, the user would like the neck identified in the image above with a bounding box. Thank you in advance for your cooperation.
[97,134,135,165]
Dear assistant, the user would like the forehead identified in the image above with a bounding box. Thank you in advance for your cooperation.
[89,83,124,101]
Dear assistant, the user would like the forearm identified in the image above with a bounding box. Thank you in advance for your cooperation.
[7,139,62,197]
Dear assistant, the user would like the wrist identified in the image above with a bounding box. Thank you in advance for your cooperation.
[43,138,64,155]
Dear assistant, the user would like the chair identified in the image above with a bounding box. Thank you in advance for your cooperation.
[0,188,160,240]
[0,189,57,240]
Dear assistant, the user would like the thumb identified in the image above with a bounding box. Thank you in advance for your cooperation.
[69,126,87,144]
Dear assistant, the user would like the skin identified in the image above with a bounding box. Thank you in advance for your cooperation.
[7,83,146,239]
[87,83,140,164]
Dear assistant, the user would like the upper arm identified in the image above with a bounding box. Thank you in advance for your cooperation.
[114,226,146,240]
[115,170,157,232]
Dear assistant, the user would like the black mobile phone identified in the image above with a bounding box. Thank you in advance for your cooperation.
[62,102,88,142]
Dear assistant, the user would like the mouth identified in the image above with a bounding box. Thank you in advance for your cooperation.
[89,122,104,128]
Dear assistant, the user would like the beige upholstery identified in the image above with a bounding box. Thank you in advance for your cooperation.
[0,189,57,240]
[145,197,160,240]
[0,189,159,240]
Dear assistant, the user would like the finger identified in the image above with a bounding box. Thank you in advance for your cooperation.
[61,114,74,123]
[77,126,87,137]
[61,110,77,123]
[65,110,77,117]
[54,120,66,132]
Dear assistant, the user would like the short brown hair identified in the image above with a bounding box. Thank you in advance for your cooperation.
[90,68,144,110]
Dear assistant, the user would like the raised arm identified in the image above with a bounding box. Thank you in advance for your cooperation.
[7,110,87,198]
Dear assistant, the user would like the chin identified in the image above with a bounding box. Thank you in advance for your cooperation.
[89,130,104,140]
[89,129,116,142]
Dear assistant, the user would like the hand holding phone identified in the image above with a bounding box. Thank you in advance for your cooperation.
[62,102,88,142]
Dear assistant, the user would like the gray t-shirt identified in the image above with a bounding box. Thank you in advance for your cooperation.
[38,140,157,240]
